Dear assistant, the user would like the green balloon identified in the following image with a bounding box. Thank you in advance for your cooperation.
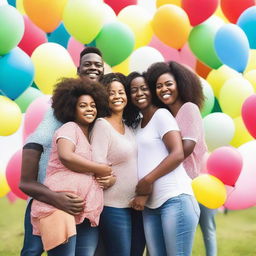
[211,97,222,113]
[96,22,135,66]
[188,17,222,69]
[15,87,43,113]
[0,5,24,55]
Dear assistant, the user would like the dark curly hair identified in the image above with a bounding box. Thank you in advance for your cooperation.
[51,77,110,125]
[124,72,145,128]
[146,61,204,109]
[79,47,103,66]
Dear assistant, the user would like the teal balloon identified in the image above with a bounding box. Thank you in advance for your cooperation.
[0,5,24,55]
[86,40,96,47]
[212,97,222,113]
[47,23,70,48]
[214,24,249,72]
[95,22,135,66]
[0,47,34,100]
[15,87,43,113]
[7,0,16,6]
[188,17,222,69]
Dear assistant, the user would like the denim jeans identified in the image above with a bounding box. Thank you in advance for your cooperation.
[199,204,217,256]
[99,206,146,256]
[143,194,200,256]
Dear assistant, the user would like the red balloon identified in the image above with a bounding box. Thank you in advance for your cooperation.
[242,94,256,138]
[220,0,255,23]
[182,0,218,26]
[207,146,243,187]
[6,150,28,200]
[104,0,137,14]
[18,16,47,56]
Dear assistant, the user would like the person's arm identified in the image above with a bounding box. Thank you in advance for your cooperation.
[182,139,196,158]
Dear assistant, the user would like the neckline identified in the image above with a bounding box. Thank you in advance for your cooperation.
[101,118,126,136]
[139,108,161,130]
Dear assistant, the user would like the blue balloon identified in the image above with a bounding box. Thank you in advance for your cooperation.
[47,23,70,48]
[7,0,16,7]
[237,6,256,49]
[214,24,249,72]
[0,47,34,100]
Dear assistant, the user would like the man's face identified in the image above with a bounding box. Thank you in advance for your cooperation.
[77,53,104,81]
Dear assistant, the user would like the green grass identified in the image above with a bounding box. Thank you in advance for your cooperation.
[1,196,256,255]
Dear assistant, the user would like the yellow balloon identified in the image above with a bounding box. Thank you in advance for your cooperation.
[16,0,26,14]
[244,49,256,73]
[206,65,240,98]
[0,164,10,198]
[152,4,191,49]
[118,5,153,49]
[244,70,256,92]
[192,174,227,209]
[156,0,181,8]
[219,77,254,118]
[31,43,77,95]
[0,96,22,136]
[230,116,254,148]
[214,5,228,23]
[112,57,130,75]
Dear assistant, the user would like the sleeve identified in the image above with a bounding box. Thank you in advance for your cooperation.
[176,103,202,142]
[54,122,78,146]
[155,109,180,139]
[90,119,111,164]
[25,108,62,148]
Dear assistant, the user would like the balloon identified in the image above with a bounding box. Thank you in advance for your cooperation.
[214,5,229,23]
[203,112,235,152]
[6,150,28,200]
[95,22,135,66]
[200,78,215,117]
[244,50,256,73]
[23,95,51,140]
[207,146,243,187]
[15,87,43,113]
[206,65,239,98]
[0,96,22,136]
[0,164,10,198]
[118,5,153,49]
[47,23,70,48]
[244,70,256,91]
[224,140,256,210]
[7,191,18,203]
[137,0,156,16]
[0,5,24,55]
[23,0,68,33]
[211,97,222,112]
[241,94,256,138]
[112,57,130,75]
[195,60,212,79]
[230,116,254,147]
[16,0,26,14]
[152,4,191,49]
[18,16,47,56]
[156,0,181,8]
[219,76,254,118]
[214,24,250,72]
[220,0,255,24]
[102,3,116,25]
[104,0,137,14]
[7,0,15,6]
[31,43,77,94]
[63,0,104,44]
[188,16,223,69]
[192,174,227,209]
[237,7,256,49]
[182,0,218,26]
[67,37,85,67]
[129,46,164,73]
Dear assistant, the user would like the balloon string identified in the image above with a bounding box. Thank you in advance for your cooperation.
[226,186,236,200]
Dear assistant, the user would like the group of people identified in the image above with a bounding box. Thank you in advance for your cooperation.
[19,47,217,256]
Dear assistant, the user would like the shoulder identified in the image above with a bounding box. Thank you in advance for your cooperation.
[180,102,200,115]
[57,121,78,132]
[154,108,176,122]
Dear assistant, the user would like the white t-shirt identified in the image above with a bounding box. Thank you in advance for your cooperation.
[135,108,193,209]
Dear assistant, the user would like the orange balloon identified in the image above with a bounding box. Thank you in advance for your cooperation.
[23,0,68,33]
[152,4,191,49]
[196,60,212,79]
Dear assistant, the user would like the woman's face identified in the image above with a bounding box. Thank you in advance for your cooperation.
[155,73,179,106]
[108,81,127,113]
[130,76,152,110]
[75,95,97,126]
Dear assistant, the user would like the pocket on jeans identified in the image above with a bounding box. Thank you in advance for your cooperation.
[190,196,200,218]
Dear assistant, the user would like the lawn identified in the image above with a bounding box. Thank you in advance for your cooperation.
[1,196,256,255]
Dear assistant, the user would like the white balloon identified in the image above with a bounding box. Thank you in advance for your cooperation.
[102,3,116,25]
[129,46,164,73]
[203,112,235,152]
[137,0,156,17]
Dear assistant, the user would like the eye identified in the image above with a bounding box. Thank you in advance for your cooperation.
[166,82,173,87]
[156,84,162,89]
[130,88,137,94]
[142,86,149,91]
[96,63,103,68]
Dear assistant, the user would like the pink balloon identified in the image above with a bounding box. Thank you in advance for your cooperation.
[7,191,18,203]
[242,94,256,139]
[225,141,256,210]
[148,36,196,69]
[23,95,51,140]
[207,146,243,186]
[67,37,85,67]
[18,16,47,56]
[6,150,28,200]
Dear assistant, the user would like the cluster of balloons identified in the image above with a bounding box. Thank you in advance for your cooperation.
[0,0,256,211]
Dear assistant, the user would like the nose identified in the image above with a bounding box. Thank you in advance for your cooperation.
[136,88,144,96]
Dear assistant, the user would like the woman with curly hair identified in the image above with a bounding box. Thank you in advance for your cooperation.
[31,77,112,256]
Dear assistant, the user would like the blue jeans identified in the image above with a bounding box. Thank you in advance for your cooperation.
[199,204,217,256]
[143,194,200,256]
[99,206,146,256]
